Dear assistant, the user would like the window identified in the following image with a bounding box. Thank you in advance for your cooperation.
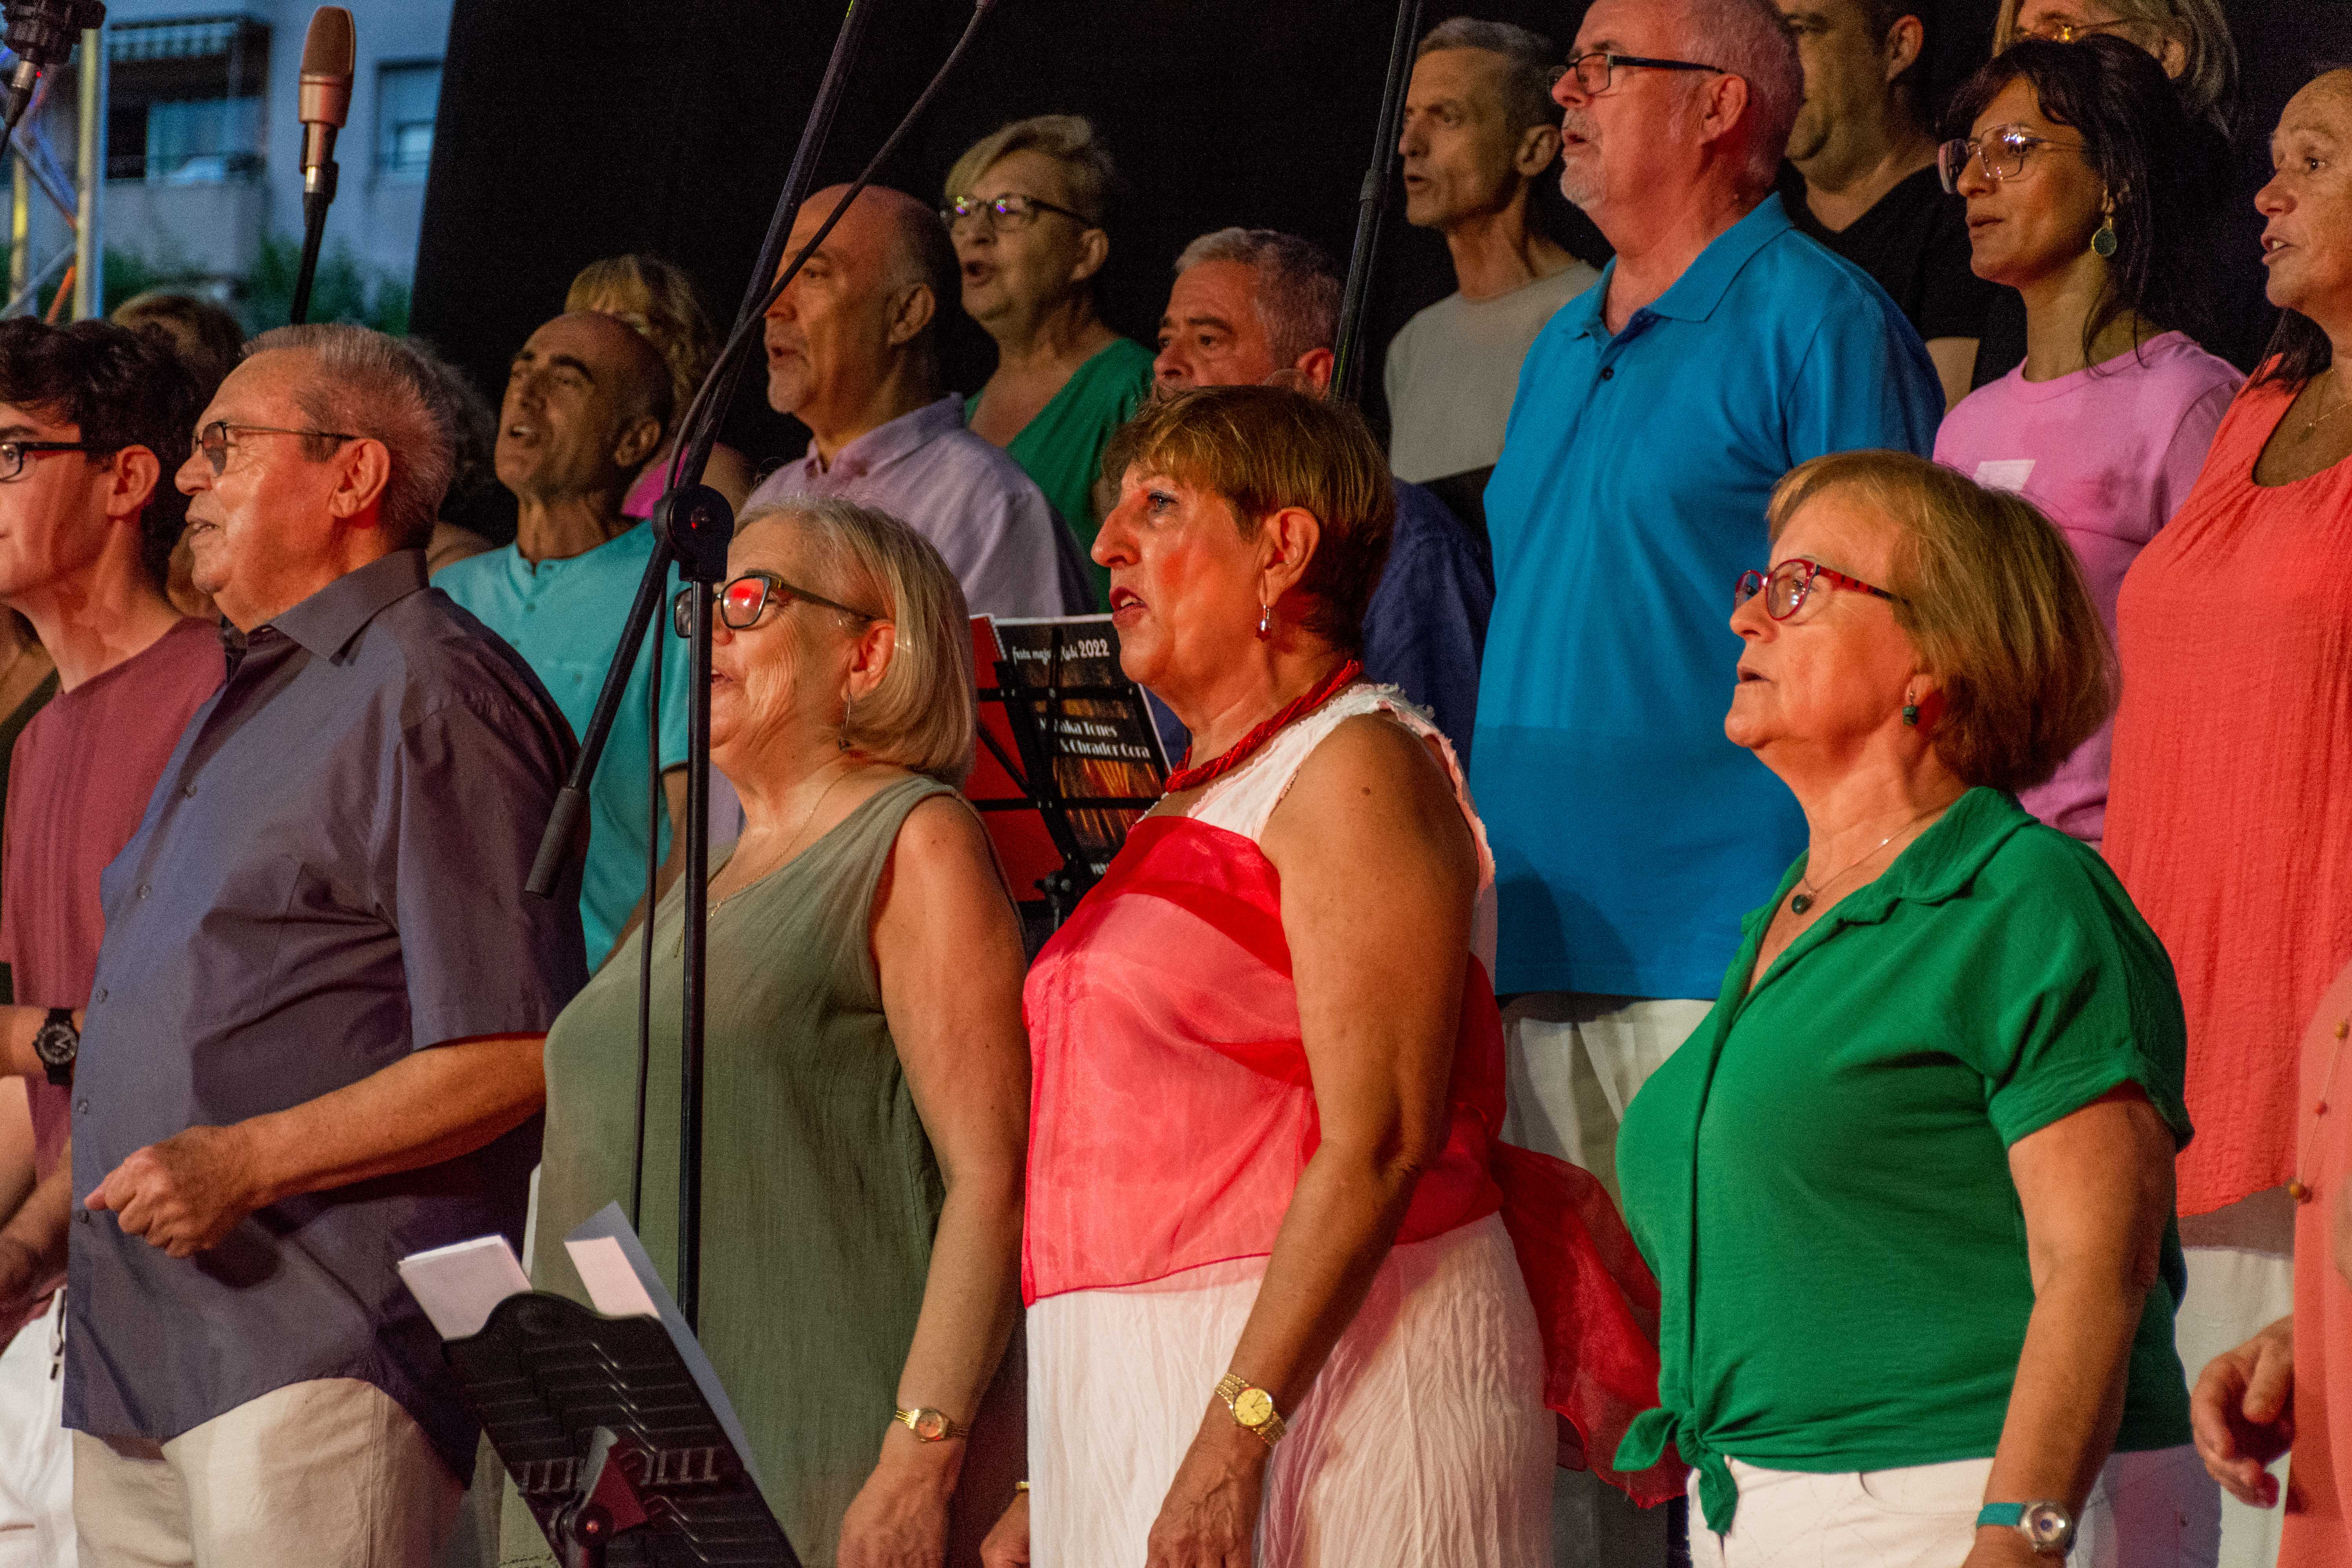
[101,16,271,183]
[376,61,441,178]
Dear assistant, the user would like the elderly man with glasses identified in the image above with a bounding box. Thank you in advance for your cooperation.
[741,182,1096,619]
[57,324,587,1568]
[1466,2,1942,1558]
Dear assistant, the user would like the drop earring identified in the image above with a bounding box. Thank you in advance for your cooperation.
[1902,688,1920,728]
[1256,603,1274,641]
[2090,193,2118,258]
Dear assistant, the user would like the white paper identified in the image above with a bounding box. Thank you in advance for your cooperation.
[563,1235,659,1320]
[396,1234,530,1340]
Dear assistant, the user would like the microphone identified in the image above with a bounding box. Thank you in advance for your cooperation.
[297,6,354,200]
[2,0,105,139]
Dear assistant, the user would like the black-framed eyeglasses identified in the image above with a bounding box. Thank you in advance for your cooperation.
[939,192,1095,236]
[1735,558,1904,620]
[0,439,116,483]
[673,570,881,637]
[1936,125,2089,192]
[195,420,362,476]
[1560,51,1727,96]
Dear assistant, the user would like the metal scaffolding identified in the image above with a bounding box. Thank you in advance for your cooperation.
[5,22,105,320]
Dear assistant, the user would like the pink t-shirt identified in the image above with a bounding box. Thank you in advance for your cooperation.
[0,617,223,1182]
[1934,330,2239,842]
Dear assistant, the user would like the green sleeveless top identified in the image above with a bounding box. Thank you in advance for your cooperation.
[521,772,956,1566]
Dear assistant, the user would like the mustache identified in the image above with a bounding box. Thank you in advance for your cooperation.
[1560,110,1601,143]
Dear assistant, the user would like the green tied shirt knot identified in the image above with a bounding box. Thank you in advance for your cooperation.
[1617,1406,1731,1534]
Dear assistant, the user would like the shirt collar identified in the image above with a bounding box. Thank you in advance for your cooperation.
[1804,787,2033,929]
[1576,192,1791,337]
[800,394,964,479]
[264,548,428,659]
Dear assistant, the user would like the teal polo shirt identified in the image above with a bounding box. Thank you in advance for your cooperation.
[1614,789,2194,1532]
[436,520,691,961]
[1469,194,1943,998]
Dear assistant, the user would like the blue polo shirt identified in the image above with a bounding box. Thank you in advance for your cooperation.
[1470,194,1942,999]
[436,520,692,962]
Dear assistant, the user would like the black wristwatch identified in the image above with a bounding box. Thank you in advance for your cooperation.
[31,1007,75,1088]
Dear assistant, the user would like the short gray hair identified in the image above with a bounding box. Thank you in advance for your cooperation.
[246,324,454,551]
[1172,228,1342,368]
[1678,0,1804,191]
[736,496,977,786]
[1417,17,1564,134]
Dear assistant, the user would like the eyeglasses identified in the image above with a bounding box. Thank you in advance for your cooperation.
[1937,125,2089,192]
[1735,558,1904,620]
[1559,51,1727,96]
[673,570,881,637]
[195,420,361,476]
[0,439,115,483]
[2018,15,2136,42]
[939,192,1095,236]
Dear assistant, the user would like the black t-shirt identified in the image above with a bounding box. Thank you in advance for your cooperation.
[1785,163,2000,347]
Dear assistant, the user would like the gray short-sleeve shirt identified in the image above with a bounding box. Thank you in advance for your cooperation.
[65,549,589,1476]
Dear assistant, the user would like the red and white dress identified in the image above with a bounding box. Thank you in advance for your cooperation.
[1021,685,1675,1567]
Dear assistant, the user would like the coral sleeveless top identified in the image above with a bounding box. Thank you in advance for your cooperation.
[1023,684,1678,1501]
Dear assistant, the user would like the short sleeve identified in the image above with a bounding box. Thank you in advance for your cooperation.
[1361,488,1492,762]
[1977,853,2192,1151]
[2154,374,2241,525]
[1786,288,1945,465]
[389,694,588,1049]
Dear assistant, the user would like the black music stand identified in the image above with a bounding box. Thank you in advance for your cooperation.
[443,1292,799,1568]
[969,617,1165,929]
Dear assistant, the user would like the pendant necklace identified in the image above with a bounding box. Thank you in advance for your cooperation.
[1788,806,1943,916]
[2289,1013,2350,1203]
[2303,370,2352,439]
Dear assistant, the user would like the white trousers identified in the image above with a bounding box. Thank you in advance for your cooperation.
[1690,1446,2219,1567]
[2176,1188,2298,1568]
[0,1294,71,1568]
[1500,991,1711,1568]
[72,1377,461,1568]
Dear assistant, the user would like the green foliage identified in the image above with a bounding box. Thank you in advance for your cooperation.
[237,234,409,335]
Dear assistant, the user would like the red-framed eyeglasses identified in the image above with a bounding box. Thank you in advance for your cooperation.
[1734,558,1904,620]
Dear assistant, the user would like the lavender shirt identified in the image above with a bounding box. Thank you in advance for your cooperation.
[1935,331,2240,843]
[745,395,1096,618]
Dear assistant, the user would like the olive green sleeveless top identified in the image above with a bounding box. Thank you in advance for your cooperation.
[520,772,955,1566]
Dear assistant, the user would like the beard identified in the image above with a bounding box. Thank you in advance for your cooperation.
[1557,113,1604,209]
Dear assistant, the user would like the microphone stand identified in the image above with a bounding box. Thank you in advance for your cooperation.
[1331,0,1422,405]
[289,158,334,325]
[525,0,999,1332]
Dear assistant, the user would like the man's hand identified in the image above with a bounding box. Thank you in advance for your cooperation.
[85,1125,265,1258]
[2190,1315,2295,1506]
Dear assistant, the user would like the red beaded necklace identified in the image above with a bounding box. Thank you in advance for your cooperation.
[1163,659,1363,795]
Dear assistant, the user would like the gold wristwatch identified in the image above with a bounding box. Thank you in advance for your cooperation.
[892,1406,962,1442]
[1215,1374,1287,1447]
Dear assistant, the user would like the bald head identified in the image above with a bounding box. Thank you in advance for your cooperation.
[495,309,673,516]
[761,184,959,452]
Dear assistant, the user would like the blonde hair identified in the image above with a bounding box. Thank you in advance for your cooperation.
[1102,385,1394,652]
[565,255,718,432]
[1989,0,2237,131]
[737,497,976,786]
[1767,450,2112,793]
[944,114,1118,222]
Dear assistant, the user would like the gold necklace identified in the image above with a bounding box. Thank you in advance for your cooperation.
[2289,1012,2350,1203]
[1788,805,1944,916]
[717,766,855,908]
[2301,371,2352,439]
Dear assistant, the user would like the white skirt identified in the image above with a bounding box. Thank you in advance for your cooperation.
[1027,1212,1553,1568]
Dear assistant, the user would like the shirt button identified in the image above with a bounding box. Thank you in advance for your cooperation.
[76,1210,88,1225]
[182,783,197,798]
[74,1098,86,1114]
[136,885,150,900]
[1599,367,1615,381]
[92,988,105,1004]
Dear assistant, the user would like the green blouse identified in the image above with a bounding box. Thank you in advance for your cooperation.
[1615,788,2194,1532]
[969,335,1155,604]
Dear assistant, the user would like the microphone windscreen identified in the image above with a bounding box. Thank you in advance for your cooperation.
[298,7,356,128]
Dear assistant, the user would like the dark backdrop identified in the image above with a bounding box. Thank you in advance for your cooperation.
[412,0,2350,546]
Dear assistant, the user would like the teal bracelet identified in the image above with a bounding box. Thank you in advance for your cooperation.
[1975,1504,2025,1529]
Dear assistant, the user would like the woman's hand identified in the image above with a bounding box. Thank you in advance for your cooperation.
[2190,1315,2294,1506]
[837,1432,958,1568]
[1144,1415,1269,1568]
[979,1491,1029,1567]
